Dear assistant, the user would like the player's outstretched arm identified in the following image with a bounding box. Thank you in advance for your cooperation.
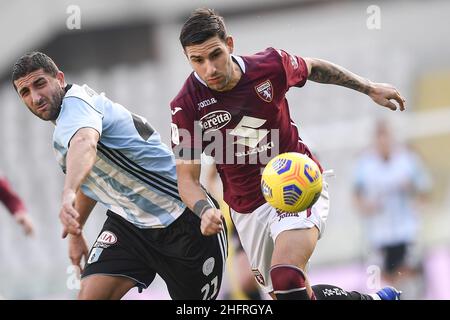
[67,182,97,271]
[14,211,35,236]
[68,232,90,272]
[61,190,97,239]
[176,161,223,236]
[0,175,35,236]
[304,57,406,111]
[60,128,99,238]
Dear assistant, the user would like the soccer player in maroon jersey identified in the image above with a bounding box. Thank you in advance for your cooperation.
[0,173,34,236]
[170,8,404,300]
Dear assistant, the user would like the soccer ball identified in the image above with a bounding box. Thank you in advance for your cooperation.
[261,152,322,213]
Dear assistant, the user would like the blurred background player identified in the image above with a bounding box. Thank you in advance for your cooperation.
[0,172,34,236]
[171,8,404,300]
[353,120,432,299]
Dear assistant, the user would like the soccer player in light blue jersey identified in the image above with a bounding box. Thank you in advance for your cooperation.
[12,52,227,300]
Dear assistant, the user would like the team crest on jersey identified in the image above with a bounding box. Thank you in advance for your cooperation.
[255,80,273,103]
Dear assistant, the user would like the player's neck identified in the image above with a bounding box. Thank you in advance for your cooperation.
[217,60,242,92]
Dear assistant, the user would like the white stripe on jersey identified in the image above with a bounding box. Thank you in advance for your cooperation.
[85,169,168,228]
[98,144,180,197]
[217,228,228,273]
[86,157,185,228]
[204,193,228,273]
[95,154,184,214]
[82,176,132,221]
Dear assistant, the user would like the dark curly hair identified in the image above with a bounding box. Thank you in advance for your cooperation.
[179,8,228,49]
[12,52,59,90]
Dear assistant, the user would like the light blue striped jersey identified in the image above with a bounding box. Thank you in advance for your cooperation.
[354,147,431,247]
[53,84,186,228]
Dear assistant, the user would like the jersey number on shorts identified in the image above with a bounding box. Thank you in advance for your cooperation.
[201,275,219,300]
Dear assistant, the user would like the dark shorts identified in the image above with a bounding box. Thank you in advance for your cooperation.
[380,242,410,274]
[82,209,227,300]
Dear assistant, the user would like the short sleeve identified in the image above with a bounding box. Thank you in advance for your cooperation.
[54,96,103,149]
[276,49,309,88]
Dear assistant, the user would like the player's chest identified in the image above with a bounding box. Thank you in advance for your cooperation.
[196,80,283,131]
[367,160,411,190]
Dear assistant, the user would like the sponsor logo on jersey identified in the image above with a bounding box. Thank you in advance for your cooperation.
[197,98,217,110]
[322,288,349,297]
[235,141,274,157]
[230,116,269,148]
[96,231,117,245]
[255,80,273,103]
[171,107,182,115]
[276,210,300,222]
[199,110,232,133]
[93,242,110,249]
[252,269,266,286]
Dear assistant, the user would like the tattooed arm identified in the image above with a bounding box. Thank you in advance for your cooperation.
[303,58,406,111]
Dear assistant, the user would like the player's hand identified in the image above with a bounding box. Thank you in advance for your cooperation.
[368,82,406,111]
[60,189,81,238]
[68,233,89,273]
[15,211,35,236]
[200,208,223,236]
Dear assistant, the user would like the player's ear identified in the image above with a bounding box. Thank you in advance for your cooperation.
[56,71,65,87]
[225,36,234,54]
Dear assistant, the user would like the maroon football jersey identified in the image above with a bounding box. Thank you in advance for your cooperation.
[0,175,26,215]
[170,47,322,213]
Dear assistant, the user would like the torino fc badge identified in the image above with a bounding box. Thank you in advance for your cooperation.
[255,80,273,103]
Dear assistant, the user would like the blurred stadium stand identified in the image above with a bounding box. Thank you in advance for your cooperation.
[0,0,449,299]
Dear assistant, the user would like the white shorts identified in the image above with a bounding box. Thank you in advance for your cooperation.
[230,181,330,293]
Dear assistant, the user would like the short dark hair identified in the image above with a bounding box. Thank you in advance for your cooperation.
[179,8,227,48]
[12,52,59,90]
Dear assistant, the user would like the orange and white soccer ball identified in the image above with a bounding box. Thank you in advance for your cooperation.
[261,152,322,213]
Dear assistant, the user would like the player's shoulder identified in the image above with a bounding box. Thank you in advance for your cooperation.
[240,48,291,76]
[59,83,104,122]
[63,83,101,110]
[242,47,283,64]
[65,83,98,100]
[170,73,201,110]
